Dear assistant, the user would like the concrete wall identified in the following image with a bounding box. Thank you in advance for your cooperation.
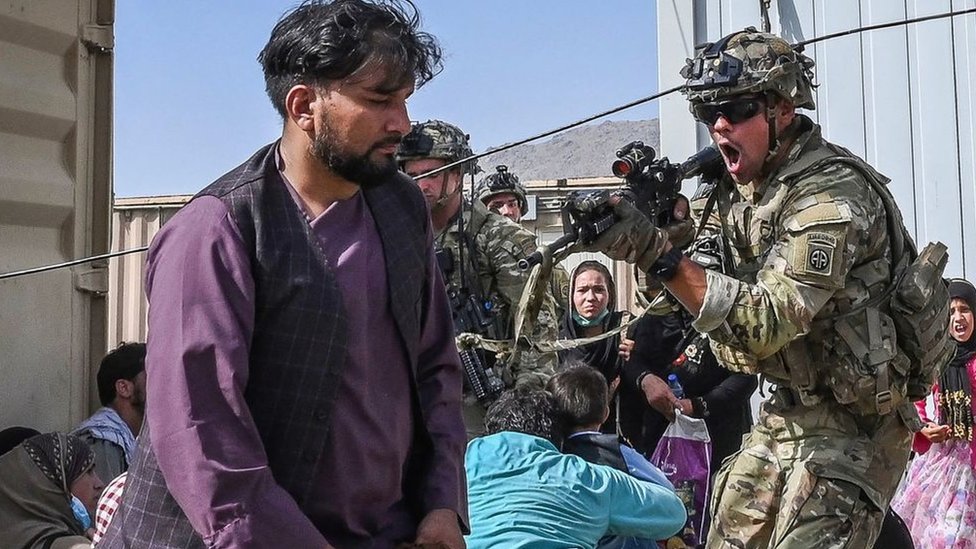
[0,0,115,431]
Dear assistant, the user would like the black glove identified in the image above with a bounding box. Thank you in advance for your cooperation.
[582,199,669,272]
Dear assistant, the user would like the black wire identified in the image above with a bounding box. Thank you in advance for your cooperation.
[795,7,976,49]
[0,246,149,281]
[4,7,975,282]
[414,84,687,180]
[0,86,687,282]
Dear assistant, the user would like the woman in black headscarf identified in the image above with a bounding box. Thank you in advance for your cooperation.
[0,432,104,548]
[892,278,976,548]
[557,261,634,433]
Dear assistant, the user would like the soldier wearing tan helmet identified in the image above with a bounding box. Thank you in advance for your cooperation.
[475,165,528,223]
[476,165,571,319]
[580,27,933,547]
[397,120,559,439]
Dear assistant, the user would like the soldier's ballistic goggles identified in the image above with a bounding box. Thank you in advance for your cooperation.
[692,96,764,126]
[398,130,434,157]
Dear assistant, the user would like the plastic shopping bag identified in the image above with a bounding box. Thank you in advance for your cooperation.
[649,410,711,548]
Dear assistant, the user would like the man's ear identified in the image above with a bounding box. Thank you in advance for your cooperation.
[447,170,465,195]
[115,379,134,399]
[284,84,318,132]
[601,404,610,425]
[775,97,797,125]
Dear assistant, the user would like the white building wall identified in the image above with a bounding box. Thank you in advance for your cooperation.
[658,0,976,278]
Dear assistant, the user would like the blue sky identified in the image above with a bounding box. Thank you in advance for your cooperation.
[114,1,659,197]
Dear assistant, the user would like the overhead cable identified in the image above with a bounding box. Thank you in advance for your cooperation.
[0,247,149,281]
[2,8,975,281]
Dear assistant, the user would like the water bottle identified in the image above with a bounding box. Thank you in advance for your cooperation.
[667,373,685,399]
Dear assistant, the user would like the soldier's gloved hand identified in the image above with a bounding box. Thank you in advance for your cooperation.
[666,195,695,250]
[582,198,668,272]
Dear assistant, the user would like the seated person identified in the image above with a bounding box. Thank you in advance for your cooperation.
[557,261,634,433]
[92,471,126,546]
[0,432,105,548]
[548,363,671,486]
[548,364,673,548]
[0,426,40,456]
[464,388,685,548]
[72,342,146,482]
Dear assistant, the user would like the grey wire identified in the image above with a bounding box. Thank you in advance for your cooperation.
[0,86,687,281]
[794,7,976,49]
[415,85,686,180]
[0,246,149,280]
[5,7,974,282]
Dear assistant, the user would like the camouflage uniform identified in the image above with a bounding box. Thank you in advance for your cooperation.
[477,165,572,319]
[675,29,914,548]
[549,263,571,319]
[399,122,558,438]
[692,116,913,548]
[437,200,559,434]
[436,198,559,380]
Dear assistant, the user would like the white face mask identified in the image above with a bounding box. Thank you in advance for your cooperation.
[70,495,91,530]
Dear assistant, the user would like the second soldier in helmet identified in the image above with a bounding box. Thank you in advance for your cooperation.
[397,120,560,438]
[476,165,571,318]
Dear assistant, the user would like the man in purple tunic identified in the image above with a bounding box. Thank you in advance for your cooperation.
[100,1,467,548]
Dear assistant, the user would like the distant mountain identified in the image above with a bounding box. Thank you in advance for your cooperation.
[476,119,660,181]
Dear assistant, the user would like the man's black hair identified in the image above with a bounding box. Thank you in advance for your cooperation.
[546,363,609,429]
[97,343,146,406]
[484,388,563,446]
[258,0,442,117]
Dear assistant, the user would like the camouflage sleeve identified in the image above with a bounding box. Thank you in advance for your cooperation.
[478,219,558,388]
[550,263,571,319]
[692,166,886,361]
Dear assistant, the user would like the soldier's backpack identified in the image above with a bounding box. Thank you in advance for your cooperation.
[796,153,954,415]
[693,142,952,416]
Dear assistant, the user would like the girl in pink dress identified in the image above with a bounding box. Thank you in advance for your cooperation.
[892,278,976,548]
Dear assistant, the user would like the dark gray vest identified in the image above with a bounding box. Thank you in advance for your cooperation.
[562,433,628,472]
[102,143,431,548]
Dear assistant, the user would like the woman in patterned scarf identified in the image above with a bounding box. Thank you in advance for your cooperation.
[0,432,104,548]
[557,261,634,433]
[892,278,976,548]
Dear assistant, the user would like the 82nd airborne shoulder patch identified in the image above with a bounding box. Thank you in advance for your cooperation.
[796,231,838,278]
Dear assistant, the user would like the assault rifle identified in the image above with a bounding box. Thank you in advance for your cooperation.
[447,289,506,406]
[518,142,722,271]
[436,246,506,406]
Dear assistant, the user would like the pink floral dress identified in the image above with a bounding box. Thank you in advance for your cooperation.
[891,355,976,549]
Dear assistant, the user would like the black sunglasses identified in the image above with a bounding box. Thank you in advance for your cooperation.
[692,97,765,125]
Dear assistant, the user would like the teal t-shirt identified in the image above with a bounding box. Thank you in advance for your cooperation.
[464,432,686,548]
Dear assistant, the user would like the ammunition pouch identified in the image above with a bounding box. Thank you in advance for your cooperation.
[815,306,910,416]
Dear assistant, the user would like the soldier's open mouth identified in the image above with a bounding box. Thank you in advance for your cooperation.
[720,143,741,169]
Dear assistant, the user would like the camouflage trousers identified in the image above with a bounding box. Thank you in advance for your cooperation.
[707,396,912,548]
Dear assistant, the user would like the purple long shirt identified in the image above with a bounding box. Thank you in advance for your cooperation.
[143,178,466,547]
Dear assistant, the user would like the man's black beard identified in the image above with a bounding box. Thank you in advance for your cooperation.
[312,129,399,188]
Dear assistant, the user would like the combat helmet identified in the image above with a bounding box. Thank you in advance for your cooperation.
[396,119,480,176]
[475,165,528,216]
[681,27,816,110]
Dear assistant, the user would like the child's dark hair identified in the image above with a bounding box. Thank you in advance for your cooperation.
[546,362,609,429]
